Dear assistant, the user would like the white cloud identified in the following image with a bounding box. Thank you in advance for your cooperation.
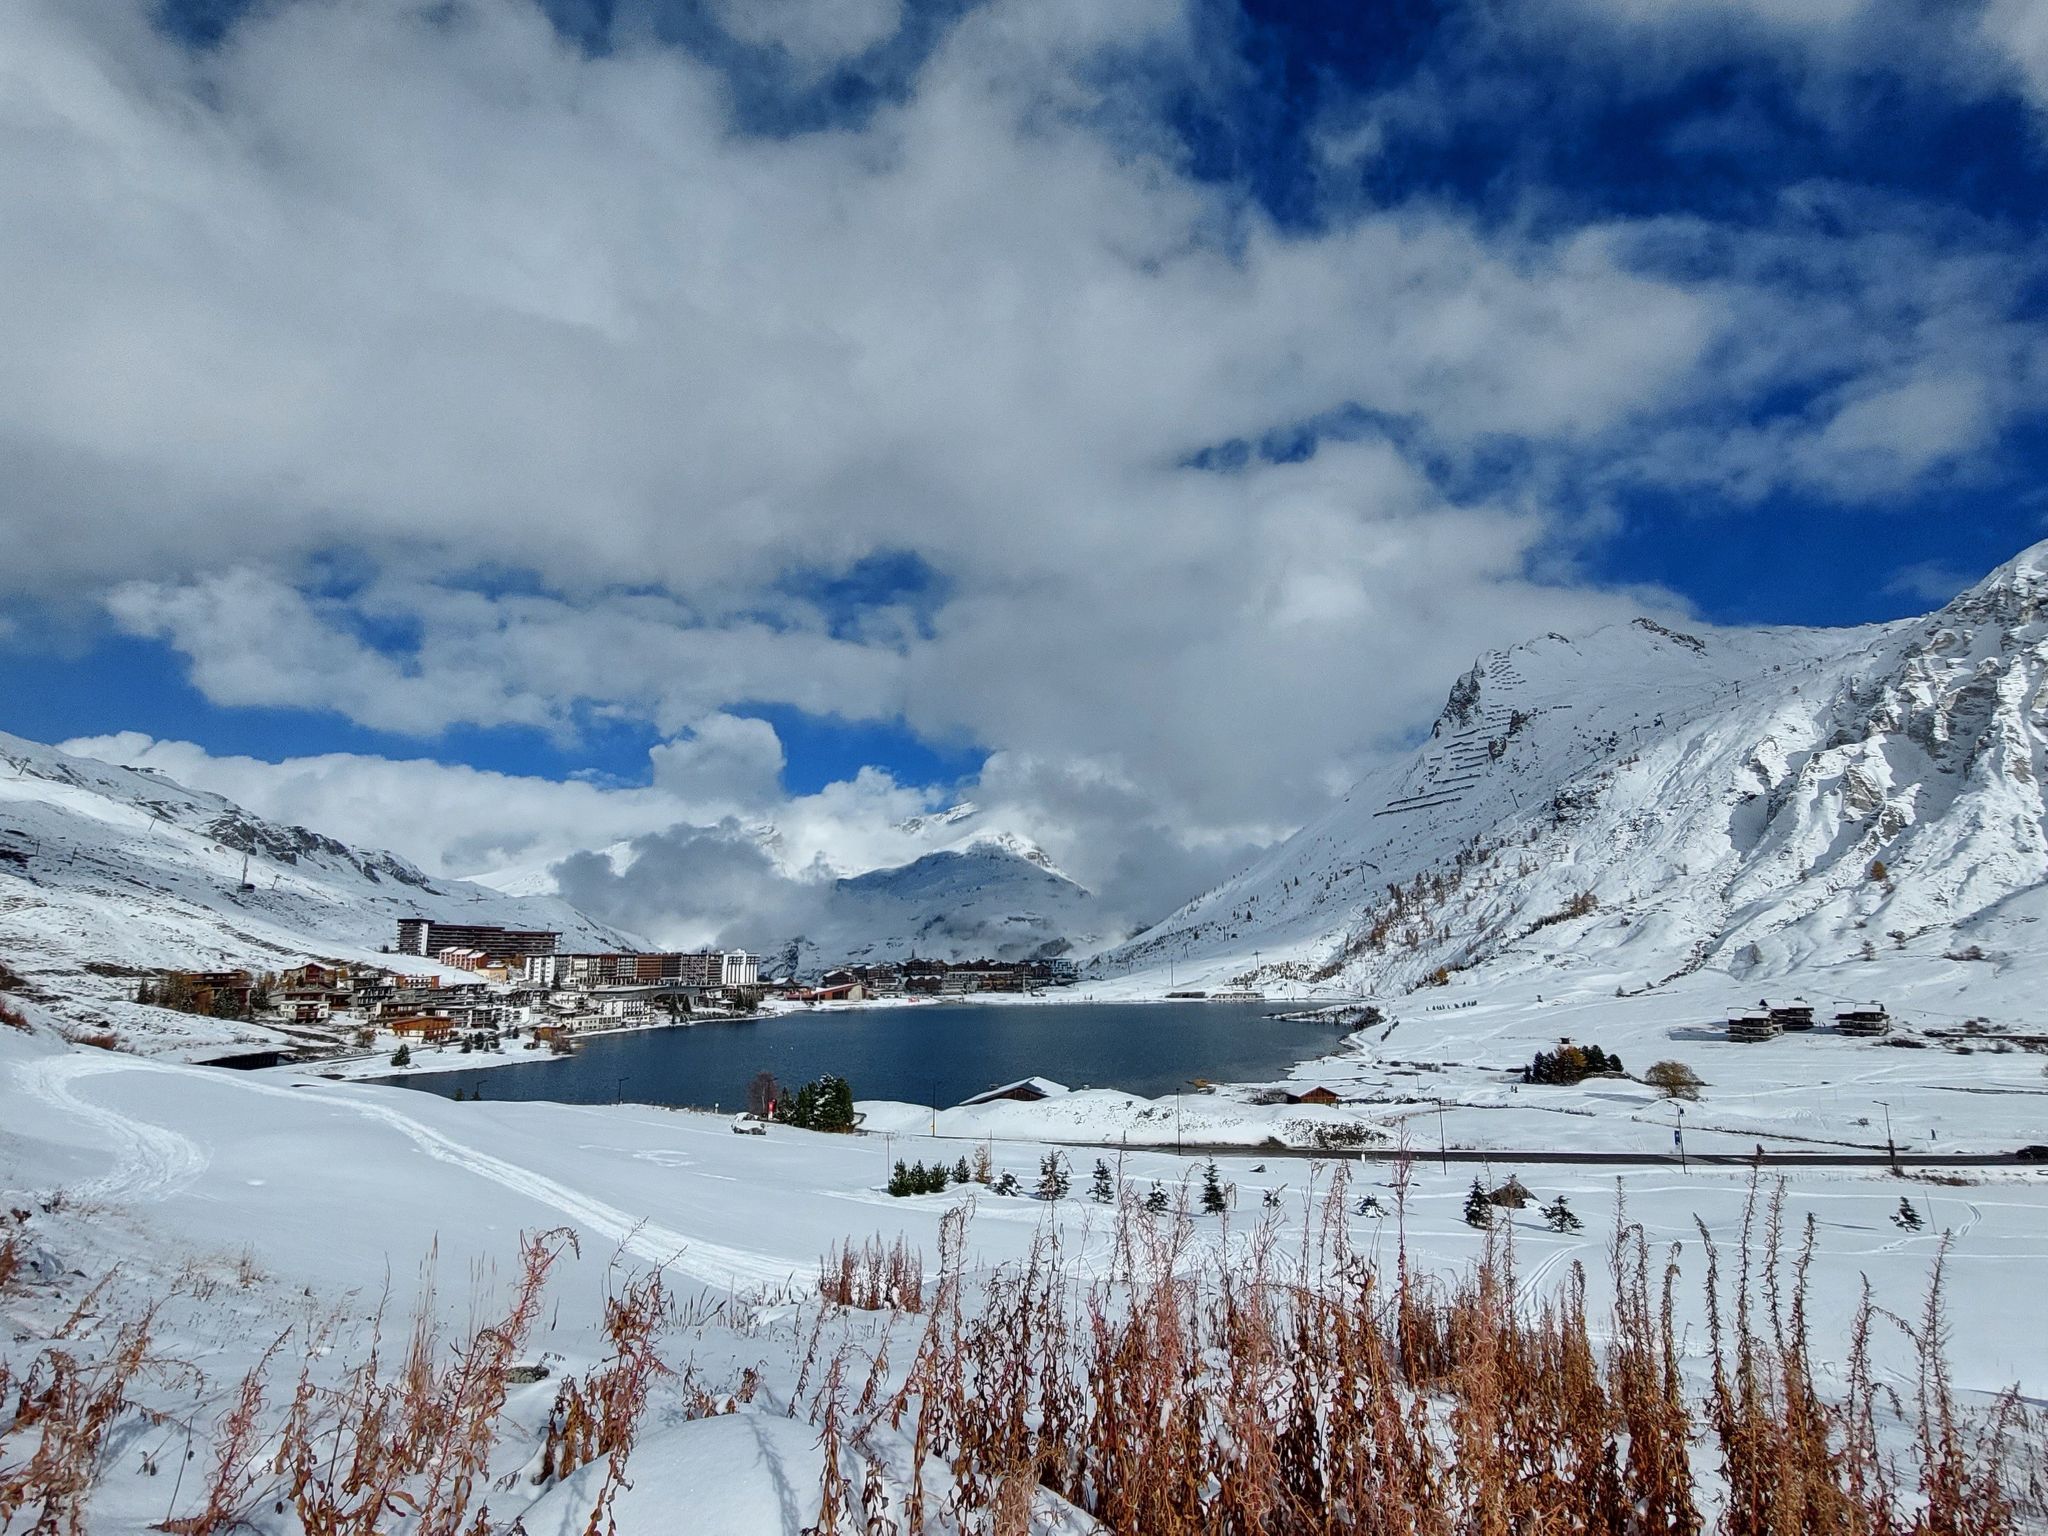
[701,0,903,71]
[1981,0,2048,110]
[8,0,2041,928]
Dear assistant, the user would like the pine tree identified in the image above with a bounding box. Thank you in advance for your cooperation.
[391,1043,412,1068]
[1354,1192,1386,1218]
[1262,1186,1285,1208]
[1893,1196,1923,1231]
[888,1160,912,1197]
[1143,1183,1169,1214]
[1090,1159,1115,1204]
[1541,1194,1582,1233]
[953,1156,972,1185]
[1036,1151,1070,1201]
[825,1076,857,1131]
[992,1170,1020,1197]
[1463,1177,1493,1229]
[1201,1161,1228,1215]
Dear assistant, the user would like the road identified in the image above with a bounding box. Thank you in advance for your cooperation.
[1154,1143,2038,1167]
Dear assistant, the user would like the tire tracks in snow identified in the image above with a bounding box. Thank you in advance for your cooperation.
[13,1051,800,1293]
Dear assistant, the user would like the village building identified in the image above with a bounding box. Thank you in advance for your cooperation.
[958,1076,1069,1106]
[396,918,558,961]
[1286,1085,1343,1106]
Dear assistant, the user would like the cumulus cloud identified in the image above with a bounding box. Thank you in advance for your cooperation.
[701,0,903,71]
[12,0,2048,943]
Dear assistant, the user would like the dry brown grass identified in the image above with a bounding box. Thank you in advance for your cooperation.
[818,1235,924,1314]
[5,1179,2040,1536]
[0,1276,182,1536]
[838,1167,2045,1536]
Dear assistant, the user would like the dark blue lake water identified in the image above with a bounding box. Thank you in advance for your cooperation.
[381,1000,1350,1110]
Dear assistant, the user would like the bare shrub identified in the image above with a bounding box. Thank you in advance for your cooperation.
[818,1235,924,1313]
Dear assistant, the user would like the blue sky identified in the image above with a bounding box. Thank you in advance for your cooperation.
[5,0,2048,921]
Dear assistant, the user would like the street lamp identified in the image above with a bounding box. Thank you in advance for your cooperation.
[1875,1100,1897,1171]
[1673,1100,1687,1172]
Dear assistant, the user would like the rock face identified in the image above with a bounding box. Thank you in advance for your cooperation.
[1093,542,2048,995]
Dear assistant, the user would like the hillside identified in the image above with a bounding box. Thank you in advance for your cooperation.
[0,731,635,1055]
[1093,541,2048,1001]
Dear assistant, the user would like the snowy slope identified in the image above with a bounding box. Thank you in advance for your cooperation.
[1095,541,2048,997]
[2,1022,2043,1536]
[0,730,635,1053]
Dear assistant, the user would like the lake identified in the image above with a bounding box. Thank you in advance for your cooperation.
[379,999,1352,1110]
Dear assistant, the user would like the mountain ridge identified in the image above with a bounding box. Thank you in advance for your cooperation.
[1091,542,2048,998]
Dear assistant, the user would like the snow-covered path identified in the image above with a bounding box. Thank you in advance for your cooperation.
[11,1044,799,1291]
[13,1052,212,1202]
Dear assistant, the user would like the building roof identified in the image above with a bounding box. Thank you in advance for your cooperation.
[957,1076,1070,1106]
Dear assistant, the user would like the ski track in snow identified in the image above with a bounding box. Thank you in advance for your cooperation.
[13,1052,801,1293]
[14,1053,211,1203]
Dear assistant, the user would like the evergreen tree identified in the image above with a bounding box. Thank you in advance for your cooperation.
[1262,1186,1285,1208]
[1143,1183,1169,1214]
[991,1170,1020,1197]
[1354,1193,1386,1218]
[1463,1177,1493,1229]
[1541,1194,1582,1233]
[1036,1151,1070,1201]
[1090,1159,1115,1205]
[1201,1161,1228,1216]
[889,1160,912,1197]
[953,1156,973,1185]
[824,1076,857,1131]
[1893,1197,1923,1231]
[391,1043,412,1068]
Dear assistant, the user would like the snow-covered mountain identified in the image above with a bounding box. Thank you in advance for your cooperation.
[0,730,635,1052]
[1094,541,2048,997]
[473,800,1097,974]
[766,841,1106,976]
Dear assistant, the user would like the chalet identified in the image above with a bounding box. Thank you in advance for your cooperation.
[280,986,351,1024]
[958,1076,1069,1107]
[387,1015,455,1043]
[1836,1008,1892,1038]
[1285,1085,1343,1106]
[1768,1004,1816,1032]
[1726,1016,1779,1044]
[280,962,349,990]
[803,981,865,1003]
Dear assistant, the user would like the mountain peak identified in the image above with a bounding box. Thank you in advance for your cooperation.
[1941,540,2048,626]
